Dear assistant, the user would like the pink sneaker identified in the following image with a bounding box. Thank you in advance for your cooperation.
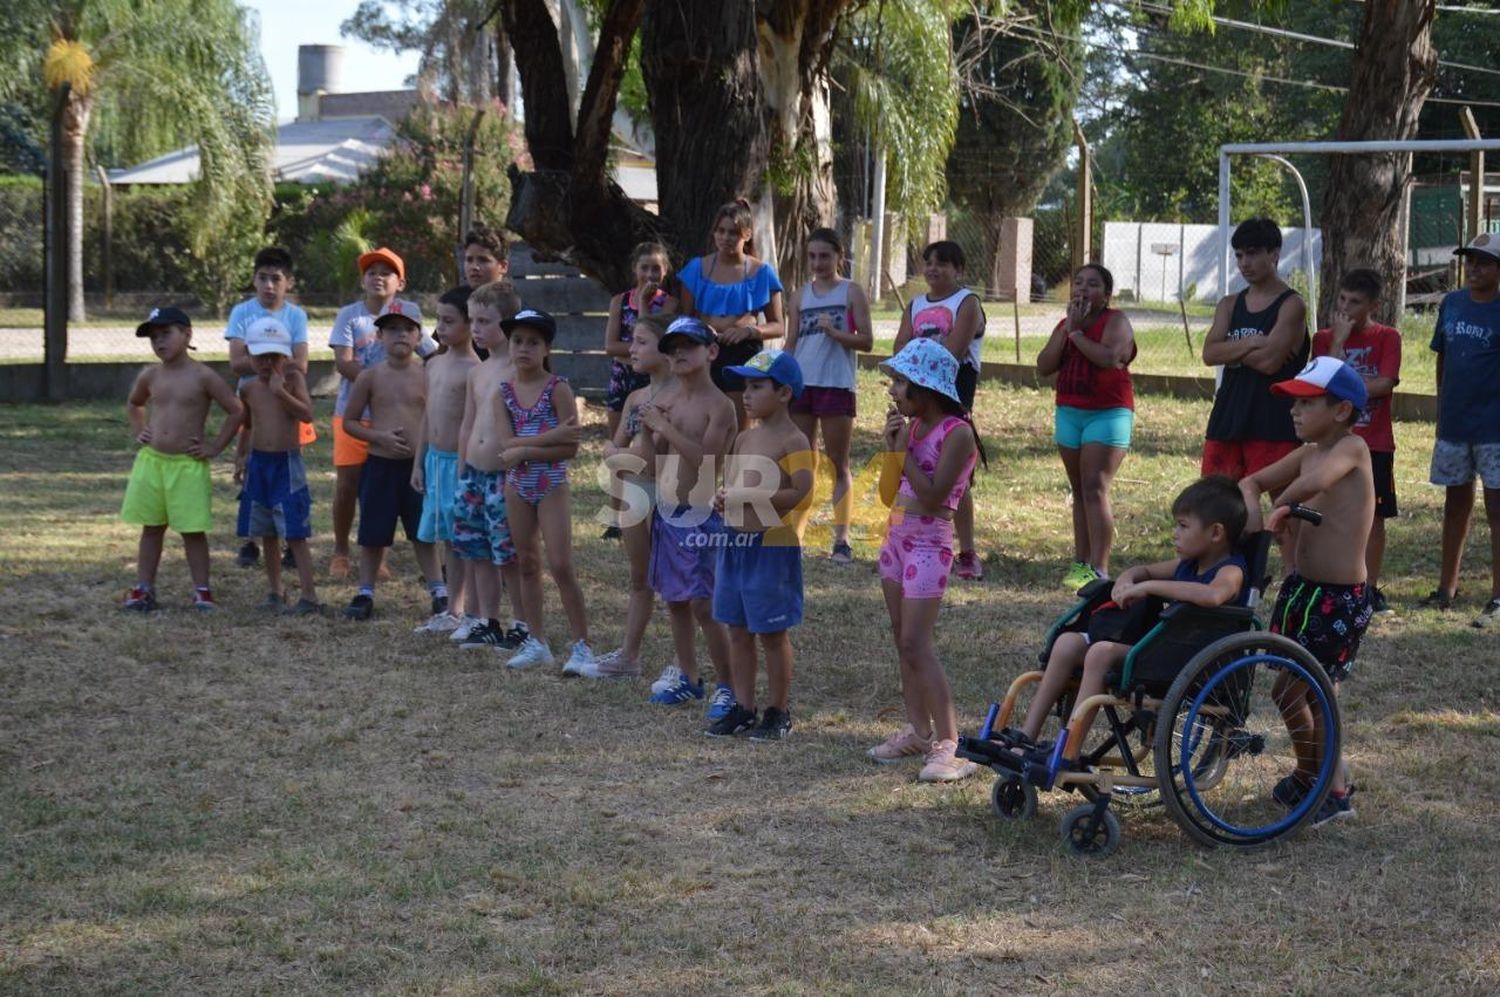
[918,739,978,782]
[955,551,983,580]
[867,725,932,764]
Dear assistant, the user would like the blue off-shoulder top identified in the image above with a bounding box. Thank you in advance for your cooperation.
[679,254,784,317]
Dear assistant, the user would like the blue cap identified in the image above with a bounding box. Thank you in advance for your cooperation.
[725,348,804,399]
[658,315,717,350]
[1271,355,1367,411]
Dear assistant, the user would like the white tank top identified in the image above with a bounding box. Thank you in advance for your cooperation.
[792,279,856,390]
[909,287,985,370]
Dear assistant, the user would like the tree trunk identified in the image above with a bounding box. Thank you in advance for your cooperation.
[1317,0,1436,326]
[62,90,91,322]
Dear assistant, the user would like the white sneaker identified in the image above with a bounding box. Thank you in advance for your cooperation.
[413,612,461,634]
[449,615,483,641]
[561,639,596,676]
[579,650,640,680]
[507,635,555,670]
[650,663,684,695]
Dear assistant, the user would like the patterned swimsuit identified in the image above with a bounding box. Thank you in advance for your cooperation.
[503,376,568,504]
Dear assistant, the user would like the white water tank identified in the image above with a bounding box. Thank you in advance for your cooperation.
[297,45,344,122]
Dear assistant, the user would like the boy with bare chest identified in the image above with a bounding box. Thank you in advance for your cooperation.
[341,302,443,620]
[120,307,243,611]
[410,286,482,633]
[452,280,530,649]
[1241,356,1376,826]
[639,317,738,707]
[233,318,320,613]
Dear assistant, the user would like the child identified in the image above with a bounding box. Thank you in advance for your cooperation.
[411,285,481,633]
[328,247,435,579]
[1424,233,1500,628]
[224,246,313,569]
[640,316,737,708]
[121,307,243,611]
[1241,356,1375,826]
[452,280,530,649]
[708,349,814,740]
[893,240,986,580]
[1017,477,1248,753]
[1311,268,1401,614]
[591,316,677,679]
[463,224,510,288]
[603,242,677,499]
[783,227,873,563]
[339,302,445,620]
[494,308,592,671]
[233,318,321,614]
[867,338,981,782]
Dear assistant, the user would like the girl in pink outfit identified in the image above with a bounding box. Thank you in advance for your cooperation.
[868,338,985,783]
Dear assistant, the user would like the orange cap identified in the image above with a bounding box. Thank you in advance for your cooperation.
[358,247,405,281]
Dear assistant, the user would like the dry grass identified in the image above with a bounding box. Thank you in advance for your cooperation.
[3,375,1499,994]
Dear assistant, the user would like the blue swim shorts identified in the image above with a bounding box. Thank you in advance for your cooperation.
[237,449,312,540]
[712,528,803,634]
[648,505,720,603]
[417,447,459,543]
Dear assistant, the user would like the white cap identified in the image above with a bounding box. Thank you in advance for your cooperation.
[245,317,292,356]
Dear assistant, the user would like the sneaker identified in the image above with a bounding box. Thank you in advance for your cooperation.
[344,593,374,620]
[237,541,260,568]
[288,598,324,616]
[1473,598,1500,629]
[867,725,932,764]
[414,612,461,634]
[328,553,351,580]
[501,622,530,650]
[1272,771,1312,809]
[579,649,641,680]
[918,739,978,783]
[749,706,792,741]
[1061,560,1100,590]
[705,704,758,737]
[651,664,685,695]
[191,589,218,612]
[460,620,510,650]
[1309,790,1355,827]
[122,586,157,613]
[706,683,737,722]
[1370,587,1393,616]
[507,635,555,670]
[449,614,483,641]
[260,592,285,612]
[561,640,596,676]
[281,545,296,569]
[955,551,983,581]
[649,674,706,705]
[430,593,450,617]
[829,541,854,564]
[602,525,622,540]
[1420,588,1454,611]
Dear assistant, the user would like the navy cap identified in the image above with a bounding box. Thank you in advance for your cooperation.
[725,348,804,399]
[135,306,192,337]
[658,315,717,351]
[501,307,557,343]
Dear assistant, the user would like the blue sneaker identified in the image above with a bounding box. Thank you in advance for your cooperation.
[649,675,705,705]
[706,683,736,721]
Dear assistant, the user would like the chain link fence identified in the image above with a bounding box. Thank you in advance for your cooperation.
[0,178,45,304]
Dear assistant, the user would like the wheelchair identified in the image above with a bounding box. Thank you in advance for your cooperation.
[957,510,1341,858]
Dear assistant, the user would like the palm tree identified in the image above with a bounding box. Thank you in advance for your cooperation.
[7,0,274,321]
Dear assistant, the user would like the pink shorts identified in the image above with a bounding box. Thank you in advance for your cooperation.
[878,512,955,599]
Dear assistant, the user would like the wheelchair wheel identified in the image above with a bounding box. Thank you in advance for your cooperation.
[1077,709,1162,809]
[991,776,1037,821]
[1154,632,1340,849]
[1059,803,1121,858]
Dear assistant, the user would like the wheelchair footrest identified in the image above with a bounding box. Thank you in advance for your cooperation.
[956,735,1059,786]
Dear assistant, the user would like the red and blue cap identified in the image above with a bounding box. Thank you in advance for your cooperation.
[725,348,804,398]
[1271,355,1367,411]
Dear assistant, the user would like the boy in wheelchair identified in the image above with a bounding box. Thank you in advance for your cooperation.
[1014,476,1249,758]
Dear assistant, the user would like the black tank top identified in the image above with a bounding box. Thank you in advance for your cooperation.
[1205,289,1308,443]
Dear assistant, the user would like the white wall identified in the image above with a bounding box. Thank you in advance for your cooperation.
[1102,222,1323,302]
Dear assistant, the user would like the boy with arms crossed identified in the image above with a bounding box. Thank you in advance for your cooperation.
[1241,357,1375,826]
[121,307,243,611]
[340,302,444,620]
[233,318,321,613]
[709,349,814,740]
[641,317,738,707]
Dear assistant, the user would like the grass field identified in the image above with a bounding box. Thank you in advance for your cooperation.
[3,374,1498,993]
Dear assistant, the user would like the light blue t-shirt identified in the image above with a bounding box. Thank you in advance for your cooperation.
[328,298,437,417]
[1430,289,1500,444]
[679,254,784,317]
[225,297,310,346]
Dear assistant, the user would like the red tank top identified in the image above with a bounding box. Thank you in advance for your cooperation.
[1053,308,1135,411]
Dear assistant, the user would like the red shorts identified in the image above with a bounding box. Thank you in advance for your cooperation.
[1200,438,1298,479]
[789,386,856,419]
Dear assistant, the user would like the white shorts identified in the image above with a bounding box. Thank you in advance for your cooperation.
[1429,439,1500,490]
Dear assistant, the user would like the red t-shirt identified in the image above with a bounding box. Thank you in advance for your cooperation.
[1053,308,1136,411]
[1311,323,1401,452]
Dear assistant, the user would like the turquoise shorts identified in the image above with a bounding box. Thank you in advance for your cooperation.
[417,447,459,543]
[1055,405,1134,450]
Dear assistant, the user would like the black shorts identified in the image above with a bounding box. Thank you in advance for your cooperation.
[1268,573,1372,683]
[711,340,761,393]
[956,362,978,411]
[357,454,422,548]
[1371,450,1398,519]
